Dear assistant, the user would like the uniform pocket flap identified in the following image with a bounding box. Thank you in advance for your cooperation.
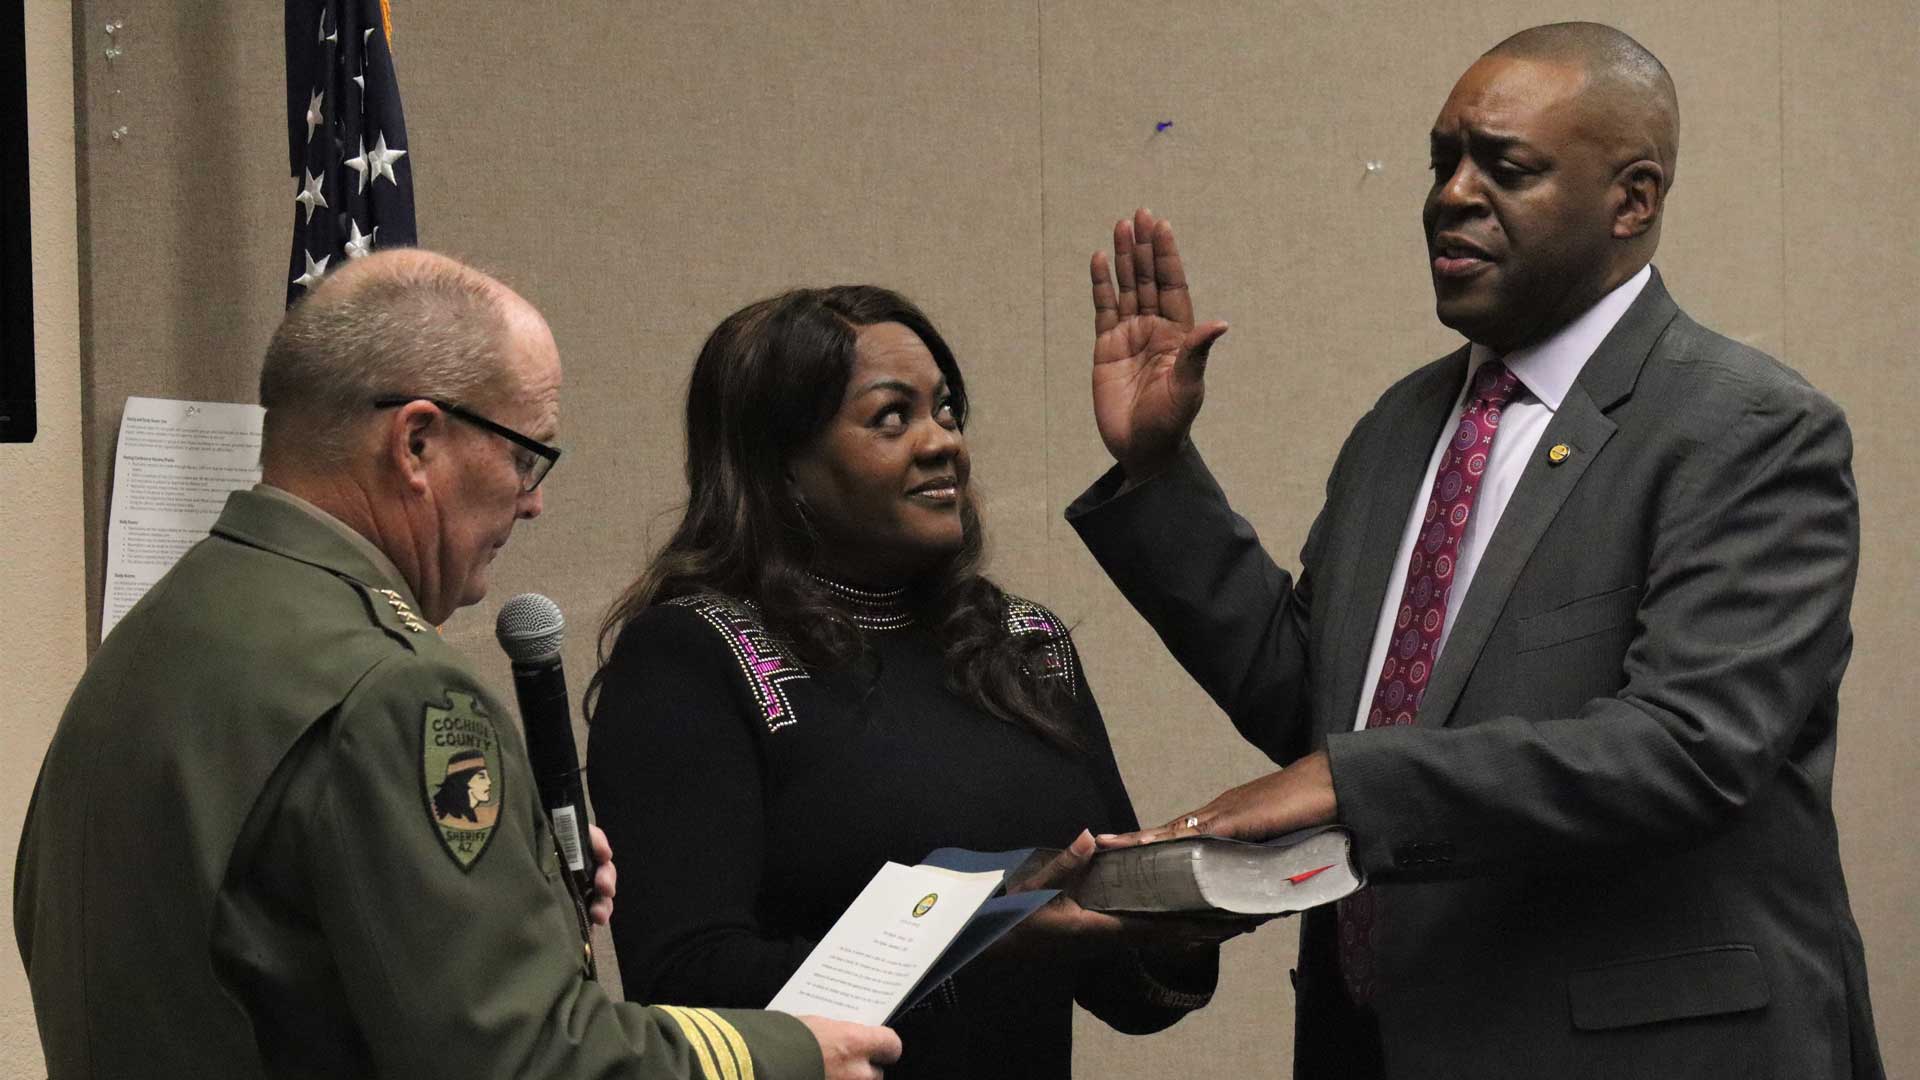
[1568,944,1769,1030]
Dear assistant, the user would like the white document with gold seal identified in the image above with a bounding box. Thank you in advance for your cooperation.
[767,855,1053,1025]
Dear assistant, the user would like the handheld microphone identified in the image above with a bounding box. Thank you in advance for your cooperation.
[495,593,597,966]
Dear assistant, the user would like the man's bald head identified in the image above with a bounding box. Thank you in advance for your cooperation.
[1422,23,1681,351]
[1486,22,1679,190]
[260,249,537,470]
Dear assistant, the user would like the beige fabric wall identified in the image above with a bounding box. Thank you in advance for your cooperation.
[12,1,1913,1076]
[0,1,86,1074]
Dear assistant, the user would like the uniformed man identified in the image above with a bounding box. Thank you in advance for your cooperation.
[14,249,901,1080]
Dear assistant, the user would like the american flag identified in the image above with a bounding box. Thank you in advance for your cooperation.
[284,0,417,307]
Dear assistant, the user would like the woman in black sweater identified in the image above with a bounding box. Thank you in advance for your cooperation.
[587,286,1240,1078]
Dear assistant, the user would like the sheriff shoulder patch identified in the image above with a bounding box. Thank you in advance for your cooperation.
[421,690,503,870]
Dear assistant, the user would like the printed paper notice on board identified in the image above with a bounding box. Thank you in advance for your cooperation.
[102,397,265,641]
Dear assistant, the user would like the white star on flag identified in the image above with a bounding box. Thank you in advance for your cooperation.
[318,11,336,45]
[292,250,331,291]
[305,89,324,144]
[344,220,377,260]
[354,28,373,93]
[294,169,328,224]
[345,137,371,193]
[366,132,407,186]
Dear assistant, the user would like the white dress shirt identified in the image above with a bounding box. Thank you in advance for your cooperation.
[1351,264,1651,731]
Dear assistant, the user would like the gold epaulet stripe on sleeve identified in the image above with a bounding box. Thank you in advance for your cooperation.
[693,1007,756,1080]
[658,1006,723,1080]
[678,1005,751,1080]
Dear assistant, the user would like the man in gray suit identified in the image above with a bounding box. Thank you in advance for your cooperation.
[1068,23,1882,1079]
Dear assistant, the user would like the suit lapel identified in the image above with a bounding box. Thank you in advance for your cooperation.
[1420,270,1681,727]
[1319,349,1468,742]
[1417,388,1615,725]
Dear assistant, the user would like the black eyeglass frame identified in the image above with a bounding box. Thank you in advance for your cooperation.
[372,395,561,492]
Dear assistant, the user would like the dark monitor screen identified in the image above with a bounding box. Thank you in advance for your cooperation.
[1,0,36,443]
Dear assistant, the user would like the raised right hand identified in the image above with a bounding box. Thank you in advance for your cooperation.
[1089,208,1229,480]
[798,1015,902,1080]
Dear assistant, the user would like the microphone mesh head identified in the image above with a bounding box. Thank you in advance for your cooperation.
[496,592,566,664]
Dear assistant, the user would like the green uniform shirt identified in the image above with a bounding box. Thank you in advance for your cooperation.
[14,488,823,1080]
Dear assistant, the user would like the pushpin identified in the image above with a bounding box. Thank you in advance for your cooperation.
[1155,121,1174,133]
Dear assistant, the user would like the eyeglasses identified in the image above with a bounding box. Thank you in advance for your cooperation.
[373,396,561,493]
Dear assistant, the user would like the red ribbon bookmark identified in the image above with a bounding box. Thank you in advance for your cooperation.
[1288,864,1337,885]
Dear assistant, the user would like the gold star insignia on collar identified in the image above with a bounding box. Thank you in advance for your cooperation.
[375,588,430,632]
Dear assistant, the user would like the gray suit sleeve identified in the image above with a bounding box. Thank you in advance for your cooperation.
[1067,442,1322,765]
[1329,373,1858,879]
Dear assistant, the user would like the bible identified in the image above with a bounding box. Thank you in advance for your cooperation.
[1071,826,1363,915]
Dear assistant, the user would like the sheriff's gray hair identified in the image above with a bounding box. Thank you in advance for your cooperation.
[259,251,517,466]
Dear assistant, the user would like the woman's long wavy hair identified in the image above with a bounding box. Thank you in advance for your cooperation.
[588,286,1082,750]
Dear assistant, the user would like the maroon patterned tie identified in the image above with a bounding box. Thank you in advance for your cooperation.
[1338,359,1523,1005]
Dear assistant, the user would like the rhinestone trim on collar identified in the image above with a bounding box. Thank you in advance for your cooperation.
[811,575,915,631]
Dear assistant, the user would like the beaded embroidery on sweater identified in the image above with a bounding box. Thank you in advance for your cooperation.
[668,590,1079,732]
[1005,597,1079,699]
[665,593,809,734]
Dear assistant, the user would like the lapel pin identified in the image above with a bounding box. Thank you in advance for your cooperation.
[1547,443,1572,465]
